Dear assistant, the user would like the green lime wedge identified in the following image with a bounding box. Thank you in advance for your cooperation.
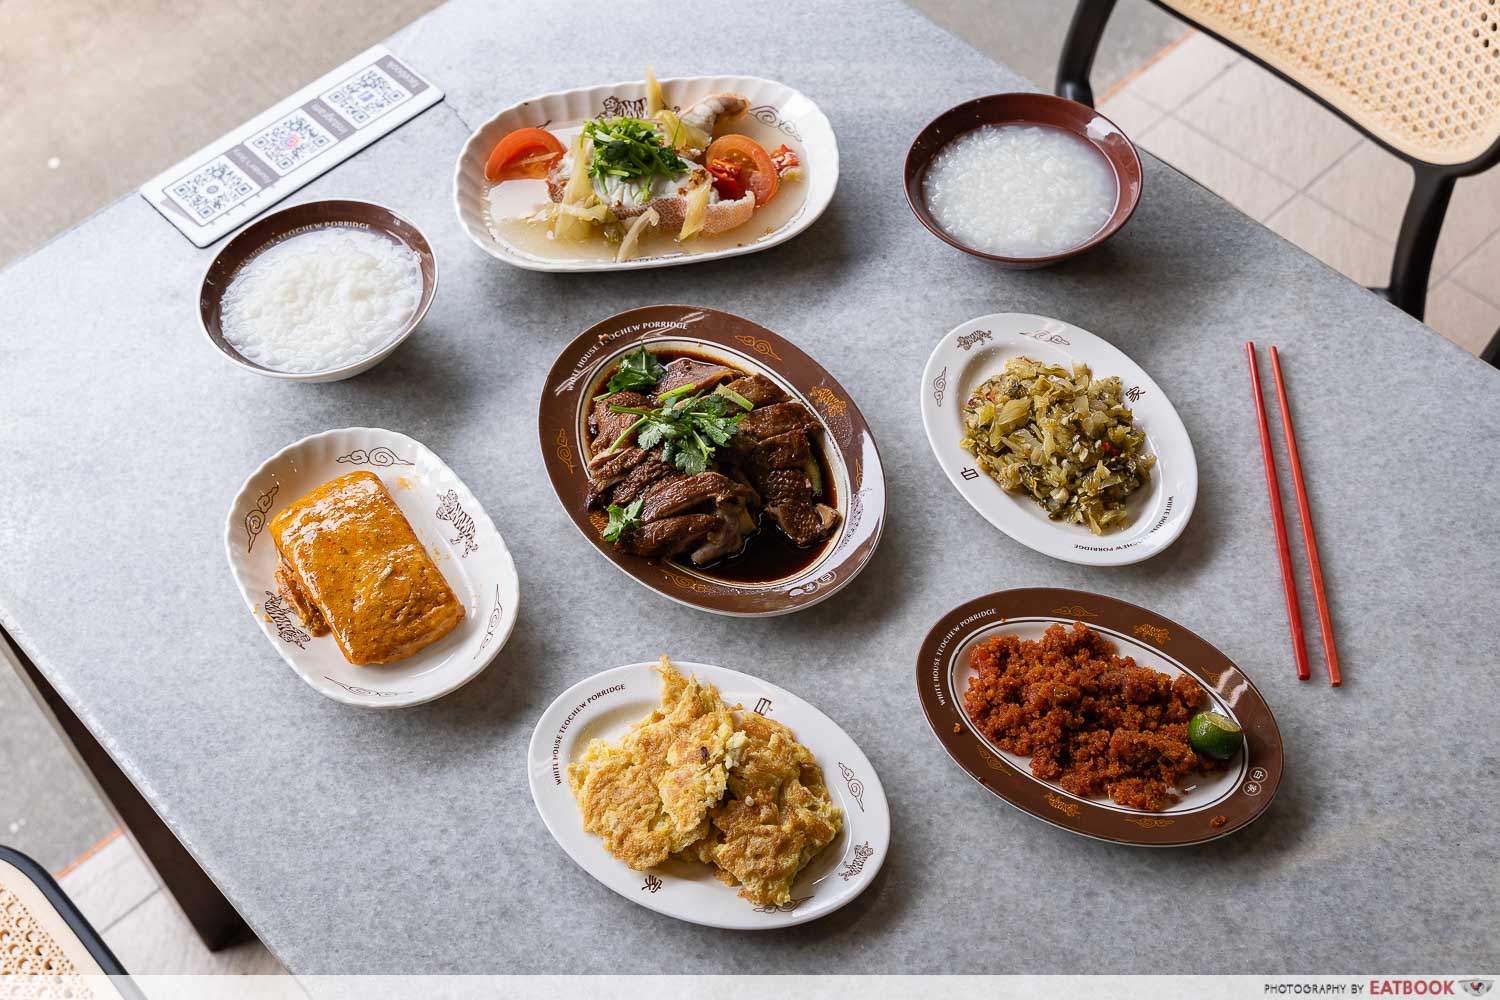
[1188,711,1243,760]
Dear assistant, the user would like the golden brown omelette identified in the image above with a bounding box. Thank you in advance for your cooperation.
[568,656,842,907]
[568,657,746,869]
[693,712,843,906]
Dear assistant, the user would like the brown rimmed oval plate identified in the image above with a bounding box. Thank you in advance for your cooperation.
[917,588,1283,846]
[538,305,885,617]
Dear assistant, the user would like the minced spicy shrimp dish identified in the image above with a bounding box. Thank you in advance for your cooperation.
[962,622,1228,811]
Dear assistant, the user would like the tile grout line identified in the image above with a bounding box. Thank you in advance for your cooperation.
[1152,53,1244,117]
[99,886,160,936]
[1290,142,1393,242]
[1139,109,1300,209]
[1439,227,1500,307]
[1099,28,1197,107]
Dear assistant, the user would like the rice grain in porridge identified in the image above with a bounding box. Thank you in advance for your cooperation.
[921,123,1117,258]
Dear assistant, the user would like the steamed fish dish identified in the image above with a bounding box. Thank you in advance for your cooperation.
[960,356,1154,533]
[484,70,804,264]
[568,656,842,907]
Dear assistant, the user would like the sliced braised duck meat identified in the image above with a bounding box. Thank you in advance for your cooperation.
[756,467,842,547]
[619,514,721,559]
[605,454,679,507]
[737,400,817,441]
[750,428,811,470]
[588,445,648,481]
[652,358,735,400]
[638,471,753,523]
[690,498,758,566]
[588,390,652,450]
[722,465,762,508]
[721,374,789,409]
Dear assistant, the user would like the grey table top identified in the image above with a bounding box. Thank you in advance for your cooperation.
[3,0,1497,975]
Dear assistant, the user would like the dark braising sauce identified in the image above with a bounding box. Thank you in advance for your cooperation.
[597,347,839,585]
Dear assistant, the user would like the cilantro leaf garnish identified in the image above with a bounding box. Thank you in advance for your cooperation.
[597,382,751,476]
[595,345,665,401]
[582,117,688,200]
[602,496,645,542]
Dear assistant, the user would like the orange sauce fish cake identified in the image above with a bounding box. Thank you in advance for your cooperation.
[270,471,464,665]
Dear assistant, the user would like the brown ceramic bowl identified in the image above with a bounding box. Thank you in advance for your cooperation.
[198,200,437,382]
[904,93,1143,268]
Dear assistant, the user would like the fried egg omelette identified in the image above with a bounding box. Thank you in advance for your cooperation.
[568,656,842,907]
[568,657,746,869]
[690,712,843,906]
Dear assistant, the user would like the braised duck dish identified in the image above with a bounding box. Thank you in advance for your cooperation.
[584,345,840,574]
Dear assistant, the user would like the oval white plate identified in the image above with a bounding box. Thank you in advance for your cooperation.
[224,427,520,708]
[453,75,838,272]
[528,661,889,929]
[919,313,1197,566]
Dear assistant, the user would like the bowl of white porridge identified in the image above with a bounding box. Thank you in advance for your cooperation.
[199,200,437,382]
[903,93,1142,268]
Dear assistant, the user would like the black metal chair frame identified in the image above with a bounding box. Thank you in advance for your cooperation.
[0,844,143,996]
[1057,0,1500,368]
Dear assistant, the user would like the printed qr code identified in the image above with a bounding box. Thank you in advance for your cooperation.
[322,67,410,127]
[249,112,335,174]
[168,156,257,222]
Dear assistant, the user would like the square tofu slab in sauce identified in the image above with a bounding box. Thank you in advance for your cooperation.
[269,471,464,665]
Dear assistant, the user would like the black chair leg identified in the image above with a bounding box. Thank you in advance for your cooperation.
[1481,330,1500,369]
[1385,166,1455,321]
[1056,0,1119,107]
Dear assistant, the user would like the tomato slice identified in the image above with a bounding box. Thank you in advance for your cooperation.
[702,135,779,206]
[485,127,566,182]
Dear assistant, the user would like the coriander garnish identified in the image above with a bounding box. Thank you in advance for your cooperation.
[582,117,688,201]
[595,345,665,401]
[602,496,645,542]
[599,383,751,476]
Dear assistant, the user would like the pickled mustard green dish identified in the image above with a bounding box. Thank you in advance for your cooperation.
[960,357,1156,534]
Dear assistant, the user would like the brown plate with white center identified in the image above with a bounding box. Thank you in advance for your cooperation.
[538,305,885,617]
[917,589,1283,846]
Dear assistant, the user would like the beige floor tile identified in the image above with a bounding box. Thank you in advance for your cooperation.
[1098,91,1166,138]
[1434,167,1500,277]
[1177,60,1362,189]
[57,833,159,932]
[1264,195,1394,287]
[103,891,286,975]
[1306,140,1410,244]
[1124,31,1240,112]
[1135,117,1295,220]
[1425,280,1500,356]
[1450,231,1500,306]
[1305,140,1500,282]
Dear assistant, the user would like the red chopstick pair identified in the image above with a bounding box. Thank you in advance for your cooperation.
[1246,343,1342,687]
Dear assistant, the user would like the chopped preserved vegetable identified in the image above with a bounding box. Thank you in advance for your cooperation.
[960,356,1155,534]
